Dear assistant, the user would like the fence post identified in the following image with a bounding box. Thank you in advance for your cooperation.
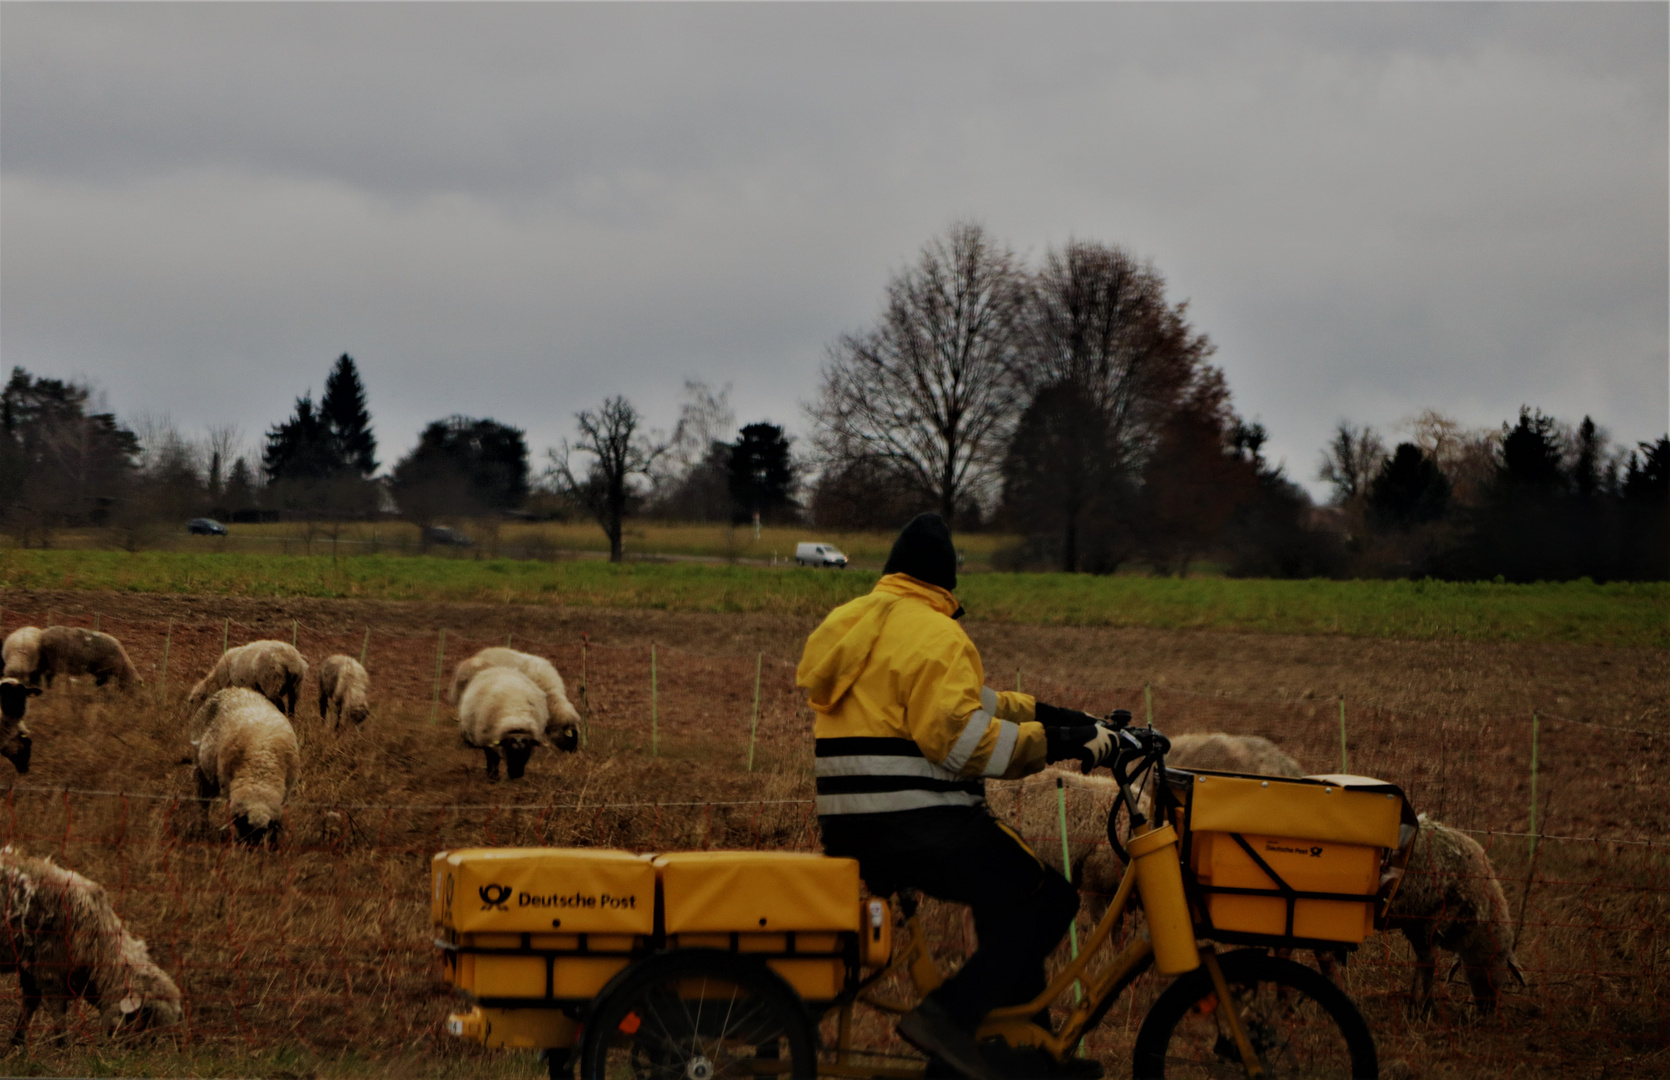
[747,652,762,771]
[292,619,298,647]
[157,620,173,706]
[1145,683,1153,728]
[1338,696,1349,773]
[1056,777,1083,1006]
[506,632,514,647]
[578,634,591,748]
[1528,710,1539,859]
[360,627,370,667]
[650,644,659,758]
[221,618,230,655]
[1016,668,1022,694]
[430,629,447,724]
[94,613,101,632]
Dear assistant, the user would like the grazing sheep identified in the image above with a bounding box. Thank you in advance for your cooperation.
[0,678,41,774]
[1389,815,1524,1017]
[186,640,308,718]
[0,845,183,1046]
[449,647,581,751]
[2,626,42,683]
[316,654,371,731]
[458,666,552,780]
[990,767,1122,903]
[190,688,300,846]
[32,627,141,692]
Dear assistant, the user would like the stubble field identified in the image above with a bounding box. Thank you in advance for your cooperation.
[1,586,1665,1078]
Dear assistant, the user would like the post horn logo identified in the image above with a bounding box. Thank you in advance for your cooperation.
[1310,846,1323,857]
[479,883,512,911]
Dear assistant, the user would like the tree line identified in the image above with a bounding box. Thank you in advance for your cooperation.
[0,221,1663,579]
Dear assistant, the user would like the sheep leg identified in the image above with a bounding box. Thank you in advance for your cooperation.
[9,970,40,1048]
[483,747,501,780]
[1403,924,1438,1019]
[195,769,219,837]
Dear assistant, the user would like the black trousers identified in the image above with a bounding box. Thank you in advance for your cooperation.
[820,805,1081,1030]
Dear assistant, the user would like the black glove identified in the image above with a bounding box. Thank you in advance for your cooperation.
[1044,721,1119,773]
[1034,701,1105,729]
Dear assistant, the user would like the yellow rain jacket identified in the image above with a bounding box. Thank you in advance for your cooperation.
[796,573,1048,816]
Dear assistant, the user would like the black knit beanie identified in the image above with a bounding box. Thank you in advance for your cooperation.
[883,512,957,592]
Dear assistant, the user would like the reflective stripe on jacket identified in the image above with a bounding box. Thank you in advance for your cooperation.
[796,573,1048,816]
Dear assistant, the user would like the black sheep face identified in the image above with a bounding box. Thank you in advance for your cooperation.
[0,678,40,721]
[502,734,537,780]
[552,723,580,752]
[0,732,30,774]
[232,807,281,848]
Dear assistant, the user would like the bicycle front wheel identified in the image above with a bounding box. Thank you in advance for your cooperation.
[1131,949,1377,1079]
[579,950,817,1080]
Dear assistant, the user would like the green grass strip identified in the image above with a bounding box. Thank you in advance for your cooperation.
[1,549,1663,647]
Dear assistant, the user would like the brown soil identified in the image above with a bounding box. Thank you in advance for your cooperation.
[2,589,1665,1078]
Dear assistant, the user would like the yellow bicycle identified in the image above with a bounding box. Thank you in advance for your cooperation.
[435,725,1415,1079]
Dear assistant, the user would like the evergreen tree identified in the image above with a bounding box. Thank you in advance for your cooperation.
[726,423,796,522]
[320,354,377,476]
[1368,443,1451,530]
[393,416,529,515]
[262,393,337,483]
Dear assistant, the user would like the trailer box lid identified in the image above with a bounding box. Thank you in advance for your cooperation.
[655,851,861,934]
[433,848,656,935]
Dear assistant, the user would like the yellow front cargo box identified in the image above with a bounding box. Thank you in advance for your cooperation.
[433,848,655,1005]
[1166,770,1415,948]
[655,851,861,1003]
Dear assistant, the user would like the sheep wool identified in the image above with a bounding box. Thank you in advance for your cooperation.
[2,626,42,683]
[316,654,371,730]
[187,640,308,718]
[1390,815,1524,1016]
[33,626,141,691]
[0,678,41,774]
[0,845,183,1045]
[192,687,301,845]
[458,665,551,780]
[450,647,581,750]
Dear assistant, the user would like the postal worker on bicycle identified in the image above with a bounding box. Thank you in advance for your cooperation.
[797,513,1124,1080]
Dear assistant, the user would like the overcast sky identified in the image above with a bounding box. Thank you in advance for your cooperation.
[3,2,1665,501]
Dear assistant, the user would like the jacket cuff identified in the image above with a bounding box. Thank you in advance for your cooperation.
[995,721,1048,779]
[993,691,1036,724]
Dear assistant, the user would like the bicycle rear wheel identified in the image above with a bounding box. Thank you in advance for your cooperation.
[1130,949,1377,1079]
[579,950,818,1080]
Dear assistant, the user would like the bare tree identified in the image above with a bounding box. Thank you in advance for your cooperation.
[810,221,1027,526]
[549,396,662,562]
[1317,421,1387,505]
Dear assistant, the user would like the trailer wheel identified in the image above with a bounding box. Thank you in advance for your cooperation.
[580,949,816,1080]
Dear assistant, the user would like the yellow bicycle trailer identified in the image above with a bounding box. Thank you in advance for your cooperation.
[434,725,1415,1080]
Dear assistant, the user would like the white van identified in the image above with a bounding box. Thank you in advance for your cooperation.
[795,542,848,568]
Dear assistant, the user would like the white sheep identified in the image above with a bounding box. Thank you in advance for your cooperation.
[458,666,552,780]
[0,845,183,1046]
[191,687,300,846]
[2,626,42,683]
[186,640,308,718]
[449,646,581,750]
[31,626,141,692]
[316,654,371,731]
[0,677,42,774]
[1390,815,1525,1017]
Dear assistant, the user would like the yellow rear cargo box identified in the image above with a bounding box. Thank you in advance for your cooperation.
[1167,770,1415,947]
[433,848,655,1005]
[655,851,861,1002]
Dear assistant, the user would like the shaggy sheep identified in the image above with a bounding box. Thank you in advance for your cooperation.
[190,688,300,846]
[449,647,581,751]
[316,654,371,731]
[2,626,42,683]
[0,677,42,774]
[31,627,141,692]
[0,845,183,1046]
[989,767,1122,903]
[458,665,552,780]
[1390,815,1524,1016]
[186,640,308,718]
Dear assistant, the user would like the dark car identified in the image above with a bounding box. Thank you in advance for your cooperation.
[423,526,473,547]
[188,518,228,536]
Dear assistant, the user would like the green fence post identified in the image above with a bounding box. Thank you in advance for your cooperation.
[650,644,659,758]
[1016,668,1023,694]
[1528,711,1540,859]
[747,652,763,771]
[360,627,370,667]
[221,618,230,656]
[1056,777,1083,1006]
[1339,696,1349,773]
[430,628,447,724]
[292,619,298,647]
[94,613,101,632]
[578,635,591,748]
[1145,683,1153,728]
[157,620,173,706]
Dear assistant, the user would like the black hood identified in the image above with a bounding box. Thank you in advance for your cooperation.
[883,513,957,592]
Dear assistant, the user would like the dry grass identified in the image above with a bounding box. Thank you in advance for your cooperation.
[1,590,1665,1078]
